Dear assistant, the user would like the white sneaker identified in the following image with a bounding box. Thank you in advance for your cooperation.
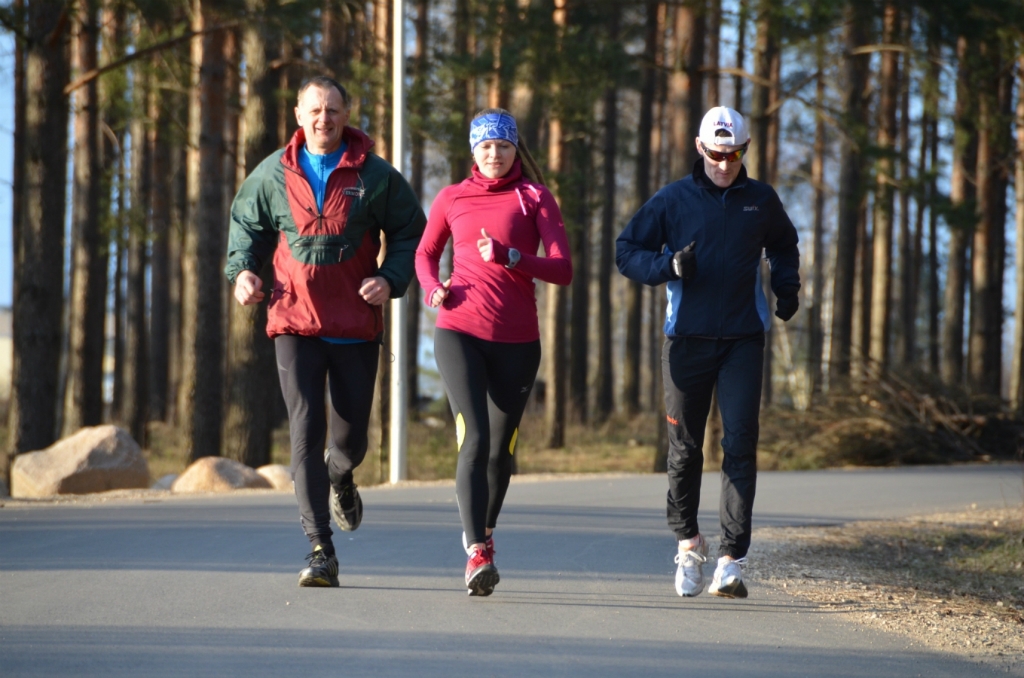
[673,535,709,597]
[708,556,748,598]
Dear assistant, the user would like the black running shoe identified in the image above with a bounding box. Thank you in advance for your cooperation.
[298,545,339,587]
[329,482,363,532]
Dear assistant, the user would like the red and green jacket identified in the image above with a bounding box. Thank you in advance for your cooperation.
[225,127,426,342]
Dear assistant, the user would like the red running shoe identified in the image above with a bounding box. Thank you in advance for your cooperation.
[465,547,499,597]
[462,532,496,561]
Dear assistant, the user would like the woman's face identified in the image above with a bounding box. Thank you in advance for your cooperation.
[473,139,516,179]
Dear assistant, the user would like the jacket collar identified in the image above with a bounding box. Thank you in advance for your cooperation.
[281,126,375,172]
[467,158,524,192]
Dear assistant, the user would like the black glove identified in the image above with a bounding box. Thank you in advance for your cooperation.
[774,285,799,321]
[671,241,697,281]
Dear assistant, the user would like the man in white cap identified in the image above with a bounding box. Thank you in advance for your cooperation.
[615,106,801,599]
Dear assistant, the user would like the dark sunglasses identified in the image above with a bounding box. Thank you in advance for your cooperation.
[700,140,749,163]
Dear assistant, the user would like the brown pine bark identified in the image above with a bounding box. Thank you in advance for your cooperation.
[829,2,871,384]
[373,0,391,160]
[745,4,773,404]
[123,70,151,445]
[406,0,429,408]
[967,39,1011,397]
[668,0,704,180]
[181,1,227,460]
[595,5,619,423]
[868,5,899,374]
[733,0,746,109]
[322,0,354,80]
[64,0,107,435]
[706,0,721,106]
[450,0,474,184]
[623,1,661,417]
[223,4,280,467]
[941,36,977,387]
[149,73,172,422]
[897,19,915,368]
[1011,53,1024,418]
[807,44,826,397]
[8,0,70,457]
[544,0,568,448]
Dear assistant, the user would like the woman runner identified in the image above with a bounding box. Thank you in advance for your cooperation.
[415,108,572,596]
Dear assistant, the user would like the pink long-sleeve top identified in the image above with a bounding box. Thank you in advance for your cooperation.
[415,160,573,343]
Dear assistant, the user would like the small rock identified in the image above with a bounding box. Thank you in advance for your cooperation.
[257,464,293,491]
[172,457,271,493]
[11,425,149,497]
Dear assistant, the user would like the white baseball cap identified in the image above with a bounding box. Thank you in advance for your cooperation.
[698,106,749,147]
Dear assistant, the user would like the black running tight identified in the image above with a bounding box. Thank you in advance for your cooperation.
[275,335,379,552]
[434,328,541,546]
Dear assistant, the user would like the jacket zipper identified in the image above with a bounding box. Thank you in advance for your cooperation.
[284,163,324,232]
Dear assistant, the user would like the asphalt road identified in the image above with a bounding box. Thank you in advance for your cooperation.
[1,464,1021,677]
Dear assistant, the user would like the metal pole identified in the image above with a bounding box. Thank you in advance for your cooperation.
[389,0,408,483]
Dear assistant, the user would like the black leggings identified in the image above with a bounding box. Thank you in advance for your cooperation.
[434,328,541,546]
[275,335,379,552]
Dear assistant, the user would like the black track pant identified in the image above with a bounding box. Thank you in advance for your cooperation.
[275,335,379,553]
[663,334,764,559]
[434,328,541,546]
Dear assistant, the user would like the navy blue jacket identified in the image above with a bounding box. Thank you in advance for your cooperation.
[616,162,800,338]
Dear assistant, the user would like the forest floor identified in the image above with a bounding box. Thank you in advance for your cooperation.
[749,505,1024,674]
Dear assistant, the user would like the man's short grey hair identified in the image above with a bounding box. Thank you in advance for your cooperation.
[297,76,350,106]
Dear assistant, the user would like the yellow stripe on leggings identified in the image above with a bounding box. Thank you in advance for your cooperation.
[456,413,466,451]
[509,427,518,455]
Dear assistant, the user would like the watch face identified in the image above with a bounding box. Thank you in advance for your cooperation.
[507,248,520,268]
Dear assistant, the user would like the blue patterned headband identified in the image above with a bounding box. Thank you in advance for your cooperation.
[469,113,518,152]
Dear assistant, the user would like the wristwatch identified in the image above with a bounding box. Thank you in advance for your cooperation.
[505,248,521,269]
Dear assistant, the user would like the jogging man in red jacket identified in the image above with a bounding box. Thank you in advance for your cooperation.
[226,75,426,587]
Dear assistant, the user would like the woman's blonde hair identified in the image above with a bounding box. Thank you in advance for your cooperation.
[472,108,546,186]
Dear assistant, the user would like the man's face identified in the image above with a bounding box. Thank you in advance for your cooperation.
[295,85,350,154]
[695,137,747,188]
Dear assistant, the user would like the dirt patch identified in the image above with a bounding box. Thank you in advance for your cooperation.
[749,506,1024,675]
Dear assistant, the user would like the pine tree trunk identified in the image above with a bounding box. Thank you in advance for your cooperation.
[897,19,915,368]
[223,6,279,467]
[623,1,660,417]
[406,0,429,409]
[829,2,870,384]
[568,137,589,424]
[1011,53,1024,418]
[9,0,70,457]
[868,4,899,375]
[941,36,977,387]
[807,44,826,397]
[65,1,106,435]
[544,0,569,449]
[706,0,720,106]
[595,5,619,423]
[149,77,172,423]
[968,40,1010,397]
[123,71,151,446]
[322,0,353,80]
[668,0,704,179]
[733,0,746,109]
[373,0,391,160]
[181,2,227,460]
